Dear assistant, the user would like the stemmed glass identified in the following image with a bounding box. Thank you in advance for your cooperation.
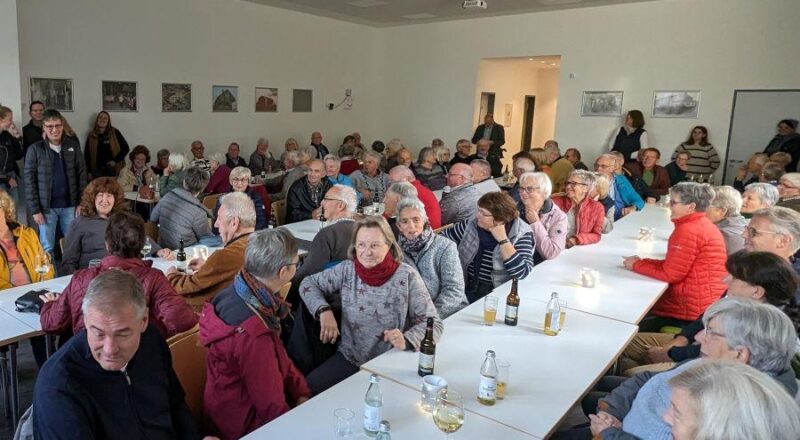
[34,253,51,283]
[432,389,464,439]
[141,237,153,258]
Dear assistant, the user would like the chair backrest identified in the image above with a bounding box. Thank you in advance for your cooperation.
[433,223,454,234]
[144,222,159,242]
[272,199,286,226]
[58,238,65,255]
[167,325,207,423]
[202,194,221,211]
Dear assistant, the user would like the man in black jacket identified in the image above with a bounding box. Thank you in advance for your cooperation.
[22,101,44,153]
[225,142,247,168]
[471,112,505,159]
[286,159,332,223]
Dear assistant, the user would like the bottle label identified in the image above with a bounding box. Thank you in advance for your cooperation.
[363,403,381,432]
[478,375,497,400]
[419,353,435,373]
[176,260,186,272]
[505,305,518,320]
[549,311,560,332]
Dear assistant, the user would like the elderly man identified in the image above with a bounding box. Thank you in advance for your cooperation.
[189,140,211,171]
[383,181,418,238]
[743,207,800,295]
[388,165,441,228]
[286,159,333,223]
[468,139,503,177]
[471,112,506,152]
[396,148,414,168]
[595,153,644,220]
[33,270,212,440]
[470,159,502,197]
[449,138,473,167]
[271,150,306,202]
[440,163,480,225]
[323,154,357,191]
[249,137,280,177]
[150,166,213,250]
[167,192,256,308]
[507,155,536,202]
[544,140,574,194]
[350,151,389,204]
[225,142,247,168]
[306,131,329,160]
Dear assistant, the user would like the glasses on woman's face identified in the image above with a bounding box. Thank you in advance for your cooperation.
[231,177,249,183]
[43,123,63,131]
[565,181,587,187]
[519,186,540,194]
[356,242,387,252]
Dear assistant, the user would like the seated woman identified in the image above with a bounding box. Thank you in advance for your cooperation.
[150,167,214,250]
[338,143,360,176]
[623,182,728,331]
[741,182,779,218]
[159,152,187,197]
[300,216,443,394]
[412,147,447,190]
[552,170,605,248]
[205,152,232,194]
[706,185,747,254]
[776,172,800,212]
[0,189,54,288]
[759,161,786,185]
[625,147,671,202]
[117,145,155,192]
[441,192,535,303]
[517,172,567,263]
[40,211,197,338]
[214,166,267,232]
[733,152,768,192]
[201,229,310,440]
[434,144,451,173]
[396,198,467,318]
[591,173,615,234]
[529,148,551,175]
[665,151,690,185]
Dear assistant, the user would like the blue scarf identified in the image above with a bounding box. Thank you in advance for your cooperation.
[233,270,289,333]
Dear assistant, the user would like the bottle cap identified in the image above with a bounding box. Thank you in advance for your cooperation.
[379,420,391,432]
[369,373,381,383]
[487,350,495,357]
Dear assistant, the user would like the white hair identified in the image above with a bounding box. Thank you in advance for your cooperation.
[710,185,742,217]
[744,182,779,207]
[332,184,358,213]
[168,152,186,171]
[219,191,257,228]
[751,206,800,253]
[396,197,428,224]
[323,154,341,164]
[519,172,553,198]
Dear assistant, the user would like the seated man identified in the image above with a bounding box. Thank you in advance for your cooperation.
[665,151,690,186]
[470,158,502,197]
[150,166,214,249]
[743,206,800,294]
[388,165,441,228]
[449,138,473,167]
[286,159,333,223]
[595,153,644,220]
[189,140,211,172]
[248,137,280,176]
[544,140,575,194]
[350,151,389,204]
[167,192,255,309]
[439,163,480,226]
[507,155,535,202]
[33,270,212,440]
[625,147,671,202]
[468,138,503,177]
[270,150,307,202]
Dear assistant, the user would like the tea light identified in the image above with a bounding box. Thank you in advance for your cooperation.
[580,268,599,288]
[638,227,655,242]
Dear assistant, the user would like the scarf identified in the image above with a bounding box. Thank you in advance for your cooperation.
[233,270,290,333]
[354,251,399,287]
[472,223,512,279]
[398,225,433,259]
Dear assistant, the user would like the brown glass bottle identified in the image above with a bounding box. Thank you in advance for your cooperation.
[504,279,520,326]
[418,317,436,376]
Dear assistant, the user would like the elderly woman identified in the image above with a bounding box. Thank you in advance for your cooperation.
[214,166,267,231]
[665,151,690,186]
[517,172,567,263]
[280,137,300,165]
[759,161,785,184]
[0,189,54,288]
[350,151,389,204]
[159,151,187,197]
[396,198,467,318]
[552,170,605,248]
[300,216,443,393]
[151,167,214,249]
[591,173,615,234]
[117,145,155,192]
[704,185,748,254]
[529,148,551,175]
[733,152,768,192]
[623,182,728,331]
[776,172,800,212]
[338,143,360,176]
[442,192,534,303]
[741,182,779,217]
[413,147,447,190]
[41,211,196,338]
[434,144,451,173]
[151,148,170,176]
[205,152,232,194]
[382,181,417,237]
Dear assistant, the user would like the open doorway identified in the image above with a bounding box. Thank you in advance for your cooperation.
[521,95,536,151]
[478,92,496,124]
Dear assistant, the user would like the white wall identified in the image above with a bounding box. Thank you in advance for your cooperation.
[16,0,379,156]
[0,0,22,122]
[533,69,559,150]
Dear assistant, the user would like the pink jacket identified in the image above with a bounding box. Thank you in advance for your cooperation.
[527,201,568,260]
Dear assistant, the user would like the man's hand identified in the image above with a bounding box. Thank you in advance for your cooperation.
[188,257,205,271]
[39,292,58,303]
[157,248,173,260]
[166,266,178,277]
[646,345,672,364]
[621,206,636,216]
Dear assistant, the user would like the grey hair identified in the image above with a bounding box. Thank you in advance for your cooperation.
[670,182,715,212]
[711,185,742,217]
[544,142,560,155]
[323,154,341,164]
[470,159,492,176]
[332,184,358,213]
[387,181,417,199]
[285,150,301,165]
[519,172,552,198]
[245,229,297,282]
[434,146,450,163]
[751,206,800,253]
[702,297,797,375]
[219,191,256,228]
[417,147,436,164]
[389,165,414,181]
[744,182,779,207]
[168,152,186,171]
[229,166,251,181]
[364,151,382,163]
[257,137,269,146]
[669,360,800,440]
[513,157,536,173]
[183,167,210,194]
[569,169,597,191]
[779,172,800,188]
[208,152,224,165]
[81,270,146,320]
[396,197,428,224]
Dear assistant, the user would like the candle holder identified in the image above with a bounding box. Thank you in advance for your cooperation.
[580,268,599,288]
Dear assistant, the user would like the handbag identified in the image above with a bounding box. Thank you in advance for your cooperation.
[15,289,49,313]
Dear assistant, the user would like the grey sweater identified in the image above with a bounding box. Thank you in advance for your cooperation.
[403,235,467,319]
[300,261,443,366]
[439,183,480,226]
[716,215,747,255]
[150,188,212,250]
[61,216,109,274]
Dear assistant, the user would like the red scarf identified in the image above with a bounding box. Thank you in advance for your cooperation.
[354,252,400,287]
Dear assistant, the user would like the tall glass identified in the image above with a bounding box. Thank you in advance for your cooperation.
[334,407,354,440]
[433,389,464,439]
[483,296,498,326]
[141,237,152,258]
[496,360,510,400]
[34,253,51,283]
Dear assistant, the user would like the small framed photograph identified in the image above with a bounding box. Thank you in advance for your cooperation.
[162,83,192,112]
[255,87,278,112]
[652,90,701,118]
[102,81,138,112]
[30,77,74,111]
[581,91,623,117]
[212,85,238,112]
[293,89,313,113]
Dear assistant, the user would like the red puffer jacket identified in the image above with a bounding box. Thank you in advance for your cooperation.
[633,212,728,321]
[40,255,197,337]
[552,196,605,245]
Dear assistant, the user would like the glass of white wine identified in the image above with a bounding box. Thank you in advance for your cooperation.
[433,389,464,439]
[141,237,153,258]
[34,253,51,283]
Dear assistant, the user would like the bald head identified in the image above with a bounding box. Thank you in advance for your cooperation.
[307,159,325,185]
[389,165,415,184]
[476,139,491,156]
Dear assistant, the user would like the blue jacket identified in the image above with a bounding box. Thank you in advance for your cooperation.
[612,174,644,220]
[328,173,362,202]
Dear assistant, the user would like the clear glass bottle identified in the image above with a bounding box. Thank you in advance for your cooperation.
[477,350,498,406]
[544,292,561,336]
[375,420,391,440]
[363,374,383,437]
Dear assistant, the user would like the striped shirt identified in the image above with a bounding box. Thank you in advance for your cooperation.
[672,143,720,175]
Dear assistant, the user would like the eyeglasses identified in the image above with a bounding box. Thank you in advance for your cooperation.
[745,226,781,238]
[669,199,686,206]
[519,186,540,193]
[565,181,587,187]
[43,124,63,130]
[703,327,726,339]
[323,197,343,203]
[231,178,249,183]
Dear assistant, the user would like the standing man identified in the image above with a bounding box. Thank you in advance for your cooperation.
[226,142,247,168]
[471,112,505,173]
[306,131,329,160]
[544,140,574,194]
[189,140,211,171]
[449,138,473,167]
[468,139,503,178]
[286,159,333,223]
[23,101,45,152]
[25,109,87,256]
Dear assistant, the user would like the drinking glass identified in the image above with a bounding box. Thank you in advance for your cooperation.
[420,375,448,412]
[34,253,51,283]
[496,360,510,400]
[334,407,354,440]
[194,245,209,261]
[483,296,498,326]
[141,237,153,258]
[558,300,568,329]
[580,268,598,288]
[433,389,464,439]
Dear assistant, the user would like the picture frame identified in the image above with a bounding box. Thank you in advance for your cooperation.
[212,85,238,112]
[292,89,313,113]
[30,77,73,111]
[102,80,138,112]
[581,91,623,117]
[652,90,701,118]
[255,87,278,112]
[161,83,192,112]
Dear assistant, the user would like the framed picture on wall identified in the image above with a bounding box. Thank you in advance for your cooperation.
[255,87,278,112]
[30,77,73,111]
[292,89,312,113]
[162,83,192,112]
[581,91,623,117]
[102,81,138,112]
[212,85,238,112]
[652,90,701,118]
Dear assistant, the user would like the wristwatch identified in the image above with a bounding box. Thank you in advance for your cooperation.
[497,239,510,245]
[315,305,332,320]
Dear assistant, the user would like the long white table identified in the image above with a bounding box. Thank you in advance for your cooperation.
[279,219,322,247]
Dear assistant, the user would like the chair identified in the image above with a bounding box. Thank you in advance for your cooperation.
[202,194,221,211]
[271,199,286,226]
[433,223,454,234]
[167,325,207,424]
[144,222,159,243]
[58,238,65,255]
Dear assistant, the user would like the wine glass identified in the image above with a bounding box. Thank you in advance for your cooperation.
[141,237,153,258]
[432,389,464,439]
[34,253,51,283]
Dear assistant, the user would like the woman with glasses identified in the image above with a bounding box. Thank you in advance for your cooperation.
[623,182,728,332]
[552,170,605,249]
[705,185,747,254]
[776,172,800,213]
[518,172,567,263]
[213,166,267,232]
[740,182,779,218]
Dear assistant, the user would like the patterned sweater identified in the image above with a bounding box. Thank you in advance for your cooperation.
[672,143,720,175]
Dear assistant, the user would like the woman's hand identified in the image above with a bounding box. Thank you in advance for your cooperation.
[319,310,340,344]
[487,222,508,242]
[566,237,578,249]
[646,197,656,204]
[157,248,173,260]
[188,257,205,271]
[735,166,747,180]
[622,255,641,270]
[383,328,407,350]
[589,412,621,436]
[646,345,672,364]
[39,292,58,304]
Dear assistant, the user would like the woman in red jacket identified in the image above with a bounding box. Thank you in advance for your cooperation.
[623,182,728,332]
[552,170,606,248]
[39,211,197,338]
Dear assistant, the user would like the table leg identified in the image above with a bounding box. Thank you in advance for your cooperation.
[9,342,19,427]
[45,334,56,358]
[0,347,9,419]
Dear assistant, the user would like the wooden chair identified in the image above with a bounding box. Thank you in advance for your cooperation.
[167,325,207,424]
[271,199,286,226]
[58,238,65,255]
[202,194,221,211]
[144,222,159,243]
[433,223,454,234]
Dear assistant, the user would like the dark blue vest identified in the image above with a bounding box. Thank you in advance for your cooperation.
[612,127,645,162]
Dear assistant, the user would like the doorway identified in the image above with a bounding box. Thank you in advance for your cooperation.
[478,92,495,124]
[521,95,536,151]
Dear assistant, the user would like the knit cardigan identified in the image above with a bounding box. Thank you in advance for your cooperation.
[402,234,468,319]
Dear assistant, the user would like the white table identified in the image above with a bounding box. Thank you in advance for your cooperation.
[361,300,637,439]
[244,371,535,439]
[124,191,156,204]
[279,219,322,244]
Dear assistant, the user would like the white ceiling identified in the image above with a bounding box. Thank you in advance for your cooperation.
[243,0,663,27]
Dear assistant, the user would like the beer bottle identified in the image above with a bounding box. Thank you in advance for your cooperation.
[319,206,327,230]
[544,292,561,336]
[176,239,187,273]
[418,317,436,376]
[477,350,498,406]
[504,278,520,326]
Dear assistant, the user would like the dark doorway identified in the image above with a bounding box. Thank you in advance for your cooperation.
[479,92,495,124]
[521,95,536,151]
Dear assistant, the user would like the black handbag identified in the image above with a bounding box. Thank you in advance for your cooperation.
[15,289,49,313]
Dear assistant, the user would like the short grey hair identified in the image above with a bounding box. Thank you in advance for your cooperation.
[285,150,301,165]
[168,152,186,171]
[219,191,257,228]
[332,184,358,213]
[81,270,146,320]
[386,181,417,199]
[569,169,597,191]
[669,182,715,212]
[744,182,779,207]
[779,172,800,188]
[702,297,797,375]
[323,154,341,164]
[229,166,252,181]
[598,153,618,163]
[389,165,414,181]
[396,197,428,224]
[418,147,436,164]
[544,142,560,155]
[257,137,269,146]
[513,157,536,173]
[434,146,450,163]
[519,171,552,198]
[245,229,297,282]
[364,151,382,163]
[470,159,492,176]
[183,167,210,194]
[711,185,742,217]
[208,152,224,165]
[751,206,800,253]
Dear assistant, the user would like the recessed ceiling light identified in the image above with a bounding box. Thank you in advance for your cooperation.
[347,0,389,7]
[402,12,437,19]
[528,58,534,61]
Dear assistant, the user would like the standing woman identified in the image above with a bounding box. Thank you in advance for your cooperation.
[0,107,24,207]
[672,126,720,177]
[85,111,129,178]
[763,119,800,172]
[609,110,648,163]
